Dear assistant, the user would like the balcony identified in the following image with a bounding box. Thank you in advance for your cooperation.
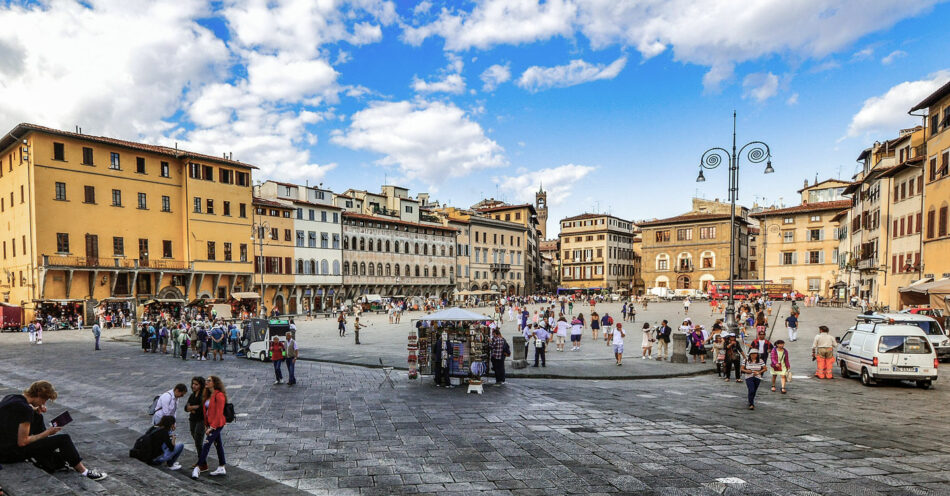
[419,213,440,223]
[674,264,694,273]
[489,263,511,272]
[371,206,400,217]
[857,258,877,271]
[42,255,189,270]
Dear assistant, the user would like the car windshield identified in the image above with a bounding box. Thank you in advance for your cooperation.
[902,320,945,336]
[878,335,932,354]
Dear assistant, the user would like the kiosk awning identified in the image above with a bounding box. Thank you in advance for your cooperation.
[231,292,260,299]
[416,307,491,321]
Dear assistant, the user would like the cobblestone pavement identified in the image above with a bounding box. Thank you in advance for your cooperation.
[1,318,949,496]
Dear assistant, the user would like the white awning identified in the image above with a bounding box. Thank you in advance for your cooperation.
[231,292,260,299]
[414,307,491,322]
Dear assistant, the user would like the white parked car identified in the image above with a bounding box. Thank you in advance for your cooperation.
[837,319,939,389]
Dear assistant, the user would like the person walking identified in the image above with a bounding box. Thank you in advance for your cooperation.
[689,326,706,363]
[178,328,190,361]
[769,340,791,393]
[749,330,773,364]
[533,325,549,367]
[640,323,654,359]
[612,323,626,366]
[269,336,285,384]
[229,324,240,355]
[741,350,767,410]
[91,322,101,351]
[812,325,836,379]
[655,320,672,361]
[570,317,583,351]
[489,328,507,385]
[590,311,600,340]
[554,316,568,352]
[191,376,228,480]
[723,335,744,383]
[784,313,798,342]
[683,297,691,315]
[710,335,725,377]
[284,332,298,386]
[184,377,205,461]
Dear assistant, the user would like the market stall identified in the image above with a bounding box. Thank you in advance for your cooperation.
[140,298,185,322]
[229,292,260,320]
[97,297,135,328]
[409,307,493,391]
[34,299,85,329]
[185,298,212,320]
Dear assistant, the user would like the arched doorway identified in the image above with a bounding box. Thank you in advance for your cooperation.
[676,275,691,289]
[157,286,184,300]
[273,294,284,314]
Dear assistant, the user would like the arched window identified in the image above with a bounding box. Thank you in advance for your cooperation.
[376,239,382,251]
[423,244,428,255]
[385,264,391,276]
[404,242,409,253]
[367,238,373,252]
[332,260,340,275]
[394,241,400,253]
[351,261,358,275]
[321,259,329,274]
[432,265,437,277]
[656,253,670,271]
[928,208,936,238]
[432,244,437,256]
[343,237,349,249]
[368,263,375,276]
[306,259,313,274]
[441,245,446,256]
[441,266,446,277]
[414,265,420,277]
[700,251,715,269]
[940,204,949,237]
[415,243,420,254]
[343,262,350,275]
[385,240,390,252]
[296,259,304,274]
[449,246,454,256]
[423,266,429,277]
[351,236,357,250]
[359,238,365,250]
[394,264,400,276]
[405,264,410,277]
[359,262,366,275]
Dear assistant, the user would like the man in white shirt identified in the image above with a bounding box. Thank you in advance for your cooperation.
[152,384,187,425]
[612,323,626,366]
[555,317,569,352]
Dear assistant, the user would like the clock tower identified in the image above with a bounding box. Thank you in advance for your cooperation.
[536,183,548,240]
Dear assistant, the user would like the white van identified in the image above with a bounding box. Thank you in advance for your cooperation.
[837,321,939,389]
[856,313,950,362]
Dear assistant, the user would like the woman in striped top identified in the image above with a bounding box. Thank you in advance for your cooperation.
[741,350,767,410]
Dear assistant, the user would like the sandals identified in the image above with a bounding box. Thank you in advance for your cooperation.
[735,379,742,383]
[770,386,776,392]
[781,389,787,394]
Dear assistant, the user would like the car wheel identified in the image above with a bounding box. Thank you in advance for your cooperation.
[860,368,874,386]
[916,380,932,389]
[259,351,267,362]
[839,360,850,379]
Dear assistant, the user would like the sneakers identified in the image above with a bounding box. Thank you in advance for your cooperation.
[85,470,108,481]
[210,466,226,476]
[191,467,200,480]
[168,462,182,471]
[274,379,283,384]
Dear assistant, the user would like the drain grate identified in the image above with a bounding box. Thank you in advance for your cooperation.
[567,426,597,433]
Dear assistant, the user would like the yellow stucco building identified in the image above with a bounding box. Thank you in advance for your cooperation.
[0,123,256,322]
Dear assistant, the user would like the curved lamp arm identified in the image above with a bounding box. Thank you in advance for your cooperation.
[737,141,773,172]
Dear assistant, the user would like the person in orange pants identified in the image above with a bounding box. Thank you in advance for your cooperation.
[812,325,836,379]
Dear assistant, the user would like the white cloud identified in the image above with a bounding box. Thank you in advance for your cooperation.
[405,0,939,91]
[412,73,466,94]
[494,164,596,206]
[742,72,780,102]
[403,0,577,50]
[843,70,950,140]
[480,63,511,91]
[851,47,875,61]
[786,93,799,106]
[881,50,907,65]
[330,100,506,184]
[246,53,340,102]
[517,56,627,92]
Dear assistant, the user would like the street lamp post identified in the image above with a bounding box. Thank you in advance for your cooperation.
[252,221,269,318]
[697,111,773,335]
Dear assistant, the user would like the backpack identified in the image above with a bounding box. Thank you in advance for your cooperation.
[129,427,158,463]
[147,392,166,416]
[606,317,614,325]
[502,339,511,357]
[223,402,236,423]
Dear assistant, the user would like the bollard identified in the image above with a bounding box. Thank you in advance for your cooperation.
[512,335,527,369]
[670,333,688,363]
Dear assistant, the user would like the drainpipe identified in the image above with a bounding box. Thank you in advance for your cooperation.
[908,107,928,280]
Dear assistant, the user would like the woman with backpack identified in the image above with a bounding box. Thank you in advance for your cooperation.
[192,375,227,480]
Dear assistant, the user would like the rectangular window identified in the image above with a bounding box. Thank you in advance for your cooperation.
[56,233,69,253]
[284,229,291,242]
[781,252,795,265]
[53,142,65,161]
[219,169,234,184]
[206,199,214,214]
[699,226,717,239]
[655,230,670,242]
[332,233,340,249]
[109,152,120,170]
[308,232,316,248]
[405,205,413,213]
[137,192,147,209]
[162,240,172,258]
[189,163,201,179]
[194,197,201,213]
[808,250,823,264]
[113,236,124,256]
[236,171,249,187]
[808,229,822,241]
[239,243,248,262]
[808,278,821,292]
[783,231,794,243]
[83,185,95,204]
[112,189,122,206]
[161,195,170,212]
[55,182,66,201]
[202,165,213,181]
[270,227,278,240]
[223,242,232,261]
[783,217,794,224]
[296,231,305,247]
[207,241,216,260]
[676,228,692,241]
[136,157,146,174]
[321,232,329,249]
[239,203,247,218]
[82,147,94,165]
[160,161,169,177]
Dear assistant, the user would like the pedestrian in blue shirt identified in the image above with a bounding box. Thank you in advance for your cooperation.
[532,325,549,367]
[91,323,101,350]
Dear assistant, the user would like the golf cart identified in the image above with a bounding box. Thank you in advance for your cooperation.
[244,318,294,362]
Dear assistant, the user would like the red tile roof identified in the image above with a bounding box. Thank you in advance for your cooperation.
[252,197,292,209]
[475,203,535,214]
[2,123,258,169]
[276,196,342,210]
[638,212,739,227]
[750,200,852,218]
[343,212,457,231]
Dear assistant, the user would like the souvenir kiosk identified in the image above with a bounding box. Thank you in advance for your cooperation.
[409,307,493,393]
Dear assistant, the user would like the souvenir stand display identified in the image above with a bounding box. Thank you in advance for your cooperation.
[34,300,85,329]
[409,307,493,393]
[140,299,185,322]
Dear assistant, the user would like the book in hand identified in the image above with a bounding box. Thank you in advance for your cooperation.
[50,411,72,427]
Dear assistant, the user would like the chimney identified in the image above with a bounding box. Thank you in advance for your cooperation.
[804,179,808,189]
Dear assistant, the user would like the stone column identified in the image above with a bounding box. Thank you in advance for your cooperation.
[512,335,527,369]
[670,333,688,363]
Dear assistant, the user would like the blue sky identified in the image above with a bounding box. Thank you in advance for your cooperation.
[2,0,949,233]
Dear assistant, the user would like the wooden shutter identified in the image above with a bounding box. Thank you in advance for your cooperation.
[917,212,923,233]
[892,255,898,274]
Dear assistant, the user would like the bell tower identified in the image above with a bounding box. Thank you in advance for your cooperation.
[535,183,548,239]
